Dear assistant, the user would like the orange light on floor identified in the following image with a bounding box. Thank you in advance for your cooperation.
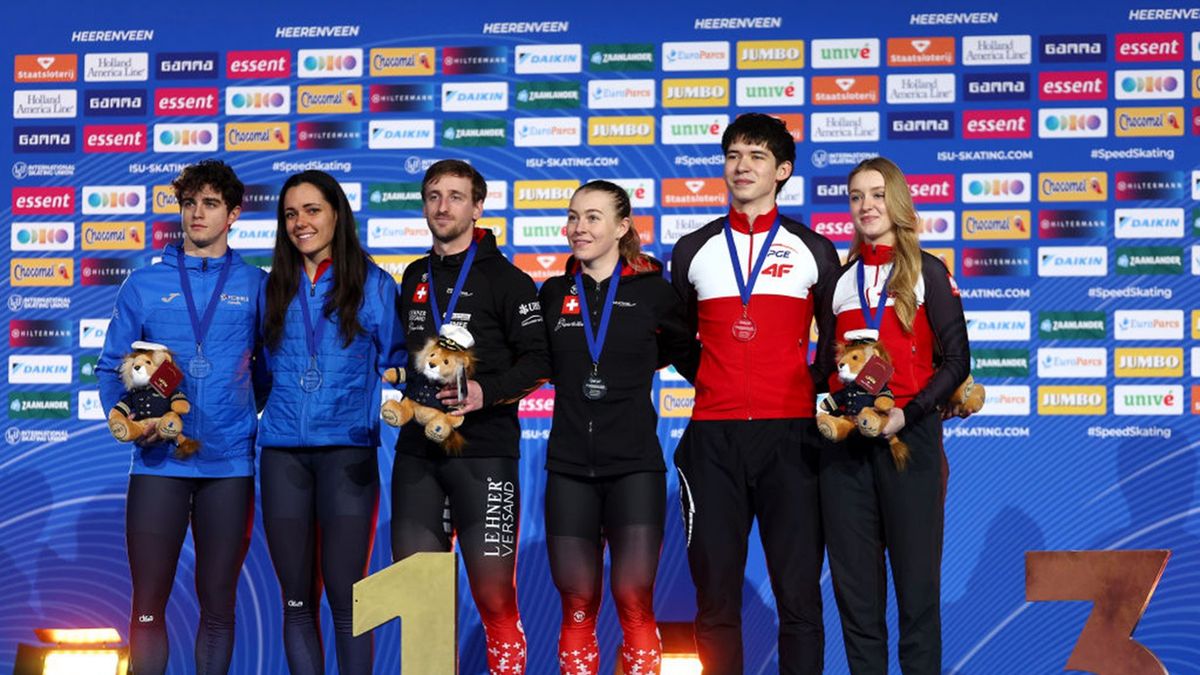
[613,621,702,675]
[13,627,128,675]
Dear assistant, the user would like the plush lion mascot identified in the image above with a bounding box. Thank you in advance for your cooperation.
[816,337,911,470]
[108,341,199,457]
[381,324,476,454]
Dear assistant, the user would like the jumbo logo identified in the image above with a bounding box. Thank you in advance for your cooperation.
[1037,386,1106,415]
[153,123,218,152]
[662,78,729,107]
[225,86,289,115]
[1038,108,1108,138]
[887,37,955,66]
[82,186,144,215]
[513,180,580,209]
[662,178,727,208]
[736,40,804,69]
[372,254,423,282]
[587,116,654,145]
[370,48,435,76]
[297,49,363,78]
[83,124,146,153]
[811,76,879,105]
[14,54,77,83]
[81,222,144,250]
[152,186,178,213]
[1115,69,1185,100]
[1116,32,1184,62]
[154,87,218,115]
[13,186,73,215]
[226,50,290,79]
[962,173,1031,203]
[222,123,286,151]
[962,210,1031,240]
[1038,172,1107,202]
[1039,71,1108,100]
[297,85,362,113]
[1114,348,1184,378]
[1115,107,1185,136]
[658,387,696,417]
[10,258,73,287]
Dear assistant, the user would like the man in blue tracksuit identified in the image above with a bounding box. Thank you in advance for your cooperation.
[97,159,267,675]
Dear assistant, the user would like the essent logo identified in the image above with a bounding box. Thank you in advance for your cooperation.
[13,187,73,214]
[962,109,1030,139]
[1037,386,1106,415]
[1038,71,1107,100]
[298,49,363,77]
[961,173,1031,203]
[83,124,146,152]
[226,50,290,78]
[961,210,1030,240]
[153,124,218,152]
[906,174,954,203]
[810,214,855,242]
[1038,172,1107,202]
[1116,33,1184,62]
[154,87,218,115]
[518,387,556,418]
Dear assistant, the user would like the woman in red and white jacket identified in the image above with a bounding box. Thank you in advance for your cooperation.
[821,156,970,675]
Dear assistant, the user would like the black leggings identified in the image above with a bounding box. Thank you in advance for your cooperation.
[261,447,380,675]
[126,474,254,675]
[545,470,665,674]
[391,453,525,673]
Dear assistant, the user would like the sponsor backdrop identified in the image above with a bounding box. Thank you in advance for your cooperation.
[3,0,1200,672]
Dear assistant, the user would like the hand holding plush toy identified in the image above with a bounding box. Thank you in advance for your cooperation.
[381,324,476,454]
[945,375,986,419]
[816,337,912,470]
[108,341,199,457]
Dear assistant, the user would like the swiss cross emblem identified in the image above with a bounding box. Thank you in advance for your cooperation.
[413,283,429,303]
[562,296,580,315]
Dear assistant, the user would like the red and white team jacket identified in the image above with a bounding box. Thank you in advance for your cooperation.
[828,244,971,421]
[672,207,841,420]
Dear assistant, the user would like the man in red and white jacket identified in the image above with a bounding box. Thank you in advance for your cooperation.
[671,113,841,673]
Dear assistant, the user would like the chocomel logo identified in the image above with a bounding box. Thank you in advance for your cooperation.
[662,78,728,107]
[10,258,73,287]
[297,85,362,114]
[370,48,435,76]
[736,40,804,69]
[1114,348,1183,378]
[588,116,654,145]
[1114,107,1185,136]
[961,210,1030,240]
[81,222,144,250]
[224,123,288,151]
[1113,385,1183,416]
[659,387,695,417]
[1038,172,1107,202]
[1037,386,1106,415]
[513,180,580,209]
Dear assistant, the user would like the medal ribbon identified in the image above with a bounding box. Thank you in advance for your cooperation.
[723,215,781,312]
[856,258,895,332]
[176,248,233,356]
[427,241,478,332]
[574,260,623,368]
[296,269,329,364]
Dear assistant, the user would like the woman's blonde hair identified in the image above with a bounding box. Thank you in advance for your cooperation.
[847,156,922,333]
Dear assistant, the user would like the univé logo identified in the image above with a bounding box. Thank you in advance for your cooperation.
[811,38,880,68]
[961,173,1031,203]
[1115,70,1184,100]
[1113,385,1183,416]
[154,124,218,152]
[298,49,363,78]
[297,85,362,113]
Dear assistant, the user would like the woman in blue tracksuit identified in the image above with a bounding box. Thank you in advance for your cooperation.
[258,170,405,675]
[97,160,266,675]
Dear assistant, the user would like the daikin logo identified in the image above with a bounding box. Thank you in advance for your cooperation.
[226,86,289,115]
[82,186,144,215]
[962,173,1030,203]
[154,124,217,152]
[964,311,1030,341]
[1038,108,1107,138]
[298,49,363,78]
[515,44,582,74]
[1114,208,1184,239]
[368,120,435,149]
[441,83,507,112]
[1115,70,1184,100]
[8,355,72,384]
[1036,246,1107,276]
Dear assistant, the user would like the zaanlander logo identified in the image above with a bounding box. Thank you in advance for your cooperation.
[974,385,1030,416]
[1114,309,1183,340]
[588,44,654,72]
[661,41,730,72]
[662,78,728,107]
[1116,33,1184,63]
[441,119,506,147]
[1039,311,1106,339]
[297,85,362,114]
[917,211,955,241]
[962,210,1030,240]
[1114,106,1185,136]
[735,76,803,107]
[588,116,654,145]
[513,216,567,247]
[1037,348,1106,378]
[225,122,289,151]
[1037,386,1106,415]
[12,89,77,119]
[963,73,1030,101]
[661,114,727,144]
[811,38,879,69]
[442,82,507,112]
[1115,246,1183,275]
[84,53,149,82]
[885,74,954,104]
[1038,108,1107,138]
[1039,71,1107,100]
[1037,209,1107,239]
[1114,348,1183,378]
[1115,69,1184,101]
[515,82,581,110]
[587,79,655,109]
[1037,172,1107,202]
[962,173,1031,203]
[367,218,431,248]
[514,180,580,209]
[227,50,291,79]
[810,112,878,143]
[297,49,363,78]
[736,40,804,70]
[887,37,955,67]
[8,355,72,384]
[1036,246,1107,277]
[515,44,582,74]
[367,182,423,211]
[658,387,696,417]
[81,222,144,250]
[1114,208,1184,239]
[82,186,144,214]
[969,348,1028,377]
[964,311,1030,341]
[368,119,434,150]
[1040,35,1106,63]
[369,48,435,76]
[1113,385,1183,416]
[153,123,218,153]
[8,392,71,419]
[962,35,1032,66]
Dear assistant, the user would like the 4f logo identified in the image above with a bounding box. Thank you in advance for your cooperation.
[413,283,429,303]
[761,264,793,277]
[561,296,580,315]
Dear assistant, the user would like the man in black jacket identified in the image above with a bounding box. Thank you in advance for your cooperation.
[392,159,550,675]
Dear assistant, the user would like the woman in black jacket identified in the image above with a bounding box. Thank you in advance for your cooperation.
[538,180,693,675]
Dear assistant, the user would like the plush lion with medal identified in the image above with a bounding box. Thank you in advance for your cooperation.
[381,324,476,454]
[816,331,910,469]
[108,341,200,457]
